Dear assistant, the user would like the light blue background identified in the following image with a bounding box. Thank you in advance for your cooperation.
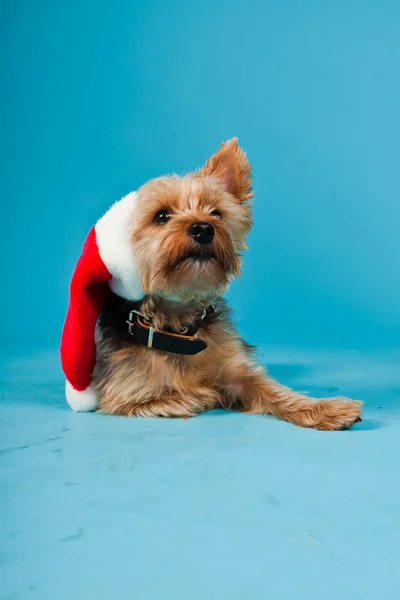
[1,3,400,600]
[2,0,400,351]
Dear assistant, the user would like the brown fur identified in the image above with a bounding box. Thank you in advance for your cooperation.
[94,139,362,430]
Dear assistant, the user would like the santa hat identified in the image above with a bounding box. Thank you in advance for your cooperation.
[61,192,143,412]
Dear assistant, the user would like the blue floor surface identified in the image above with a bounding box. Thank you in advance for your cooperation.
[1,348,399,600]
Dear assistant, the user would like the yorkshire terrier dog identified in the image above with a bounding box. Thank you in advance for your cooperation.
[89,139,362,429]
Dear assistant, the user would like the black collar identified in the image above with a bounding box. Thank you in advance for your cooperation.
[100,294,214,355]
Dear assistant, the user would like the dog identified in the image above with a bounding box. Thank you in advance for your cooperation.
[90,138,362,429]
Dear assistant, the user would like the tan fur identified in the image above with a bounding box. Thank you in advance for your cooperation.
[199,137,253,204]
[94,139,362,430]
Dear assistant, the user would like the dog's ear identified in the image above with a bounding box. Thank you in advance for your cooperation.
[199,138,253,204]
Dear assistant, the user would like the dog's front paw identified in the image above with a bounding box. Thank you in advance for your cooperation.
[310,398,363,431]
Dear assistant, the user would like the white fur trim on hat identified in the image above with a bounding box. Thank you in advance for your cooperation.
[95,191,143,301]
[66,381,99,412]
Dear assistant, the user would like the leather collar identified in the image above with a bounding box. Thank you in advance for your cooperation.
[126,311,208,355]
[100,294,213,355]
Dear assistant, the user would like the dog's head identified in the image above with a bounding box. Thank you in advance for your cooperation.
[131,138,253,301]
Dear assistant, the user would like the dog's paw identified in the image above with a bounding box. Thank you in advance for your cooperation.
[309,398,363,431]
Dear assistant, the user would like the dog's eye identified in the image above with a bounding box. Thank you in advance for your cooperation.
[154,210,170,225]
[211,210,222,217]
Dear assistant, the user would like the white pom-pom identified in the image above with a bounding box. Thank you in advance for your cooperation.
[65,381,99,412]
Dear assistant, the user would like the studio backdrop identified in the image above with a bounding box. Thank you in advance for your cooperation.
[1,0,399,353]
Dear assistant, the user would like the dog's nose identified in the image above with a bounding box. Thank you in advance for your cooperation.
[187,221,215,244]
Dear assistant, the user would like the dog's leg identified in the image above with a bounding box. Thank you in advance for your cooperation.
[99,387,219,418]
[217,358,362,430]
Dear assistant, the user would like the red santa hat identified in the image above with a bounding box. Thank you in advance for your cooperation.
[61,192,143,412]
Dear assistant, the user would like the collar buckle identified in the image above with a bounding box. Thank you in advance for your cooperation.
[126,308,147,335]
[126,309,155,348]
